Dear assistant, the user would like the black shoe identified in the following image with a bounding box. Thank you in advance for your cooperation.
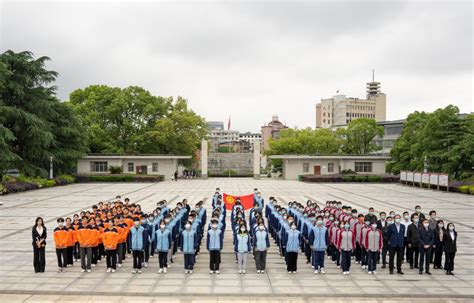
[397,270,404,275]
[390,270,394,274]
[410,265,414,269]
[419,271,423,275]
[382,265,386,269]
[426,271,431,275]
[446,271,449,275]
[414,265,418,269]
[449,271,454,275]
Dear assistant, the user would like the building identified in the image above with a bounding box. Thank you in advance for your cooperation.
[316,76,386,128]
[239,132,261,143]
[374,119,405,155]
[77,154,191,180]
[209,129,240,152]
[261,115,288,152]
[269,155,390,180]
[207,121,224,130]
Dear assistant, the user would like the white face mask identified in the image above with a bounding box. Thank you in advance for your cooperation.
[160,225,165,229]
[58,222,64,227]
[448,226,455,231]
[258,226,264,231]
[212,224,218,229]
[291,225,296,230]
[423,223,429,228]
[185,224,191,229]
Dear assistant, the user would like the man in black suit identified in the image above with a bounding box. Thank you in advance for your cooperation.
[387,214,405,274]
[418,219,434,275]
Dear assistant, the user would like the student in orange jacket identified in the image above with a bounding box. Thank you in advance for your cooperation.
[89,218,101,267]
[77,218,96,272]
[65,217,75,266]
[53,218,69,273]
[103,219,119,272]
[72,215,81,261]
[115,216,127,268]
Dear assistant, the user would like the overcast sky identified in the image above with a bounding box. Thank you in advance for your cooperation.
[1,0,472,132]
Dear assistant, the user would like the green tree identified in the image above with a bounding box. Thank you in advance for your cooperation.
[338,118,384,155]
[0,50,86,176]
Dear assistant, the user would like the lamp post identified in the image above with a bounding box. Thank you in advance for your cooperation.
[49,156,53,179]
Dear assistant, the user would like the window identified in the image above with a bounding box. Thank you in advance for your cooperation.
[152,162,158,172]
[128,162,134,172]
[355,162,373,173]
[328,163,334,173]
[303,163,309,173]
[90,161,108,172]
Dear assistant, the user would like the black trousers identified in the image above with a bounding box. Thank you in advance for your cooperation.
[144,244,150,262]
[33,246,46,273]
[408,245,419,267]
[106,249,117,269]
[56,248,67,268]
[66,246,74,265]
[419,247,432,272]
[184,254,195,270]
[286,251,298,272]
[133,250,144,269]
[361,247,368,266]
[445,252,455,272]
[434,245,443,268]
[341,250,352,272]
[158,251,168,268]
[355,242,362,262]
[389,246,403,272]
[91,246,98,265]
[209,250,221,270]
[73,242,80,260]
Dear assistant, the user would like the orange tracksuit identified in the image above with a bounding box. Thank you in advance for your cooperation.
[53,226,69,249]
[77,226,93,247]
[103,228,119,250]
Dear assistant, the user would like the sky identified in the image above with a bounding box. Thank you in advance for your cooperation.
[1,0,473,132]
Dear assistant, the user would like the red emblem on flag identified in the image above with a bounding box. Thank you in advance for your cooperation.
[222,193,254,210]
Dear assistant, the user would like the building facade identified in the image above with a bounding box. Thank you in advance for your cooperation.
[207,121,224,130]
[261,115,288,152]
[77,155,191,180]
[316,79,386,128]
[209,129,240,152]
[269,155,390,180]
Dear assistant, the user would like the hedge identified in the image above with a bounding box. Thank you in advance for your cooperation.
[0,174,75,195]
[74,174,164,182]
[302,174,398,183]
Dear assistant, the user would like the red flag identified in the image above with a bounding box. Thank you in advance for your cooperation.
[227,116,231,130]
[223,193,254,210]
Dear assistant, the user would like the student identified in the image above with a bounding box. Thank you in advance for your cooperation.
[89,219,100,267]
[235,225,251,274]
[253,222,270,274]
[365,207,378,224]
[32,217,47,273]
[407,214,420,269]
[433,220,445,269]
[53,218,69,273]
[309,216,328,274]
[387,214,405,275]
[365,223,382,274]
[443,223,457,275]
[115,216,126,268]
[103,220,119,273]
[337,222,355,275]
[283,222,300,274]
[65,218,75,267]
[77,219,94,273]
[360,219,371,270]
[72,216,81,261]
[179,222,198,274]
[141,214,153,268]
[155,221,172,274]
[130,218,145,274]
[207,221,223,274]
[418,219,434,275]
[380,216,392,268]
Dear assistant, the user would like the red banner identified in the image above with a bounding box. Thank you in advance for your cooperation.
[223,193,254,210]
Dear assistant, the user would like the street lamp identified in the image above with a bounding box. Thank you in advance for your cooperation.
[49,156,53,179]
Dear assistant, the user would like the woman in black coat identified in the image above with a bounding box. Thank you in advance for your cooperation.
[32,217,47,273]
[433,220,445,269]
[443,223,457,275]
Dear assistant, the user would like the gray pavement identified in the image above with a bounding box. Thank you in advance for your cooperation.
[0,179,473,302]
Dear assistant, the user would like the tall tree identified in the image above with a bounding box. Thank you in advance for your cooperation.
[338,118,384,155]
[0,50,86,176]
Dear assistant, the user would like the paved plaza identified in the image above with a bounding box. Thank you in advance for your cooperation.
[0,178,473,302]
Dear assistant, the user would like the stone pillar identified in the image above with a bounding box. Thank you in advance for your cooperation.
[253,140,261,179]
[201,139,208,179]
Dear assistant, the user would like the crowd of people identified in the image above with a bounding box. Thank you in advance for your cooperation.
[32,191,458,277]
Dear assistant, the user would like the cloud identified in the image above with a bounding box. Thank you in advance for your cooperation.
[1,1,472,132]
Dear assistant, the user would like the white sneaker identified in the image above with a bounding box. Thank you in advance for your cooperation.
[97,260,101,263]
[373,271,377,274]
[144,262,148,268]
[320,268,325,274]
[118,264,122,268]
[138,270,142,274]
[111,269,116,273]
[57,268,62,273]
[314,270,319,275]
[242,270,246,274]
[163,268,167,274]
[106,268,111,273]
[209,270,214,274]
[132,270,137,274]
[292,271,296,274]
[87,269,91,273]
[159,268,163,274]
[215,270,220,274]
[337,265,340,269]
[81,269,86,273]
[167,264,172,269]
[347,271,350,274]
[261,270,265,274]
[92,264,96,267]
[343,271,347,275]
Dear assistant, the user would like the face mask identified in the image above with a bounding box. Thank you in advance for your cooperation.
[416,208,421,213]
[291,225,296,230]
[58,222,64,227]
[134,222,140,227]
[381,215,386,220]
[387,221,393,225]
[258,226,264,231]
[149,217,154,222]
[423,223,429,228]
[365,221,370,226]
[329,217,334,221]
[414,219,419,223]
[395,218,401,223]
[390,213,395,217]
[185,224,191,229]
[352,213,357,218]
[372,224,377,229]
[325,212,330,217]
[240,228,246,232]
[369,211,374,215]
[438,223,444,228]
[160,225,165,229]
[317,220,323,225]
[309,217,316,221]
[344,224,350,229]
[334,221,340,225]
[212,224,218,229]
[448,226,454,231]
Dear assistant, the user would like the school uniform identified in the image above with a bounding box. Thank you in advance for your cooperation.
[155,228,172,269]
[365,228,383,272]
[443,229,457,274]
[77,225,94,270]
[53,226,69,269]
[360,225,370,267]
[337,229,355,273]
[115,223,126,265]
[207,228,223,271]
[309,226,328,271]
[253,229,270,271]
[89,225,100,265]
[418,226,434,274]
[65,225,75,266]
[102,227,119,270]
[179,229,198,270]
[72,221,81,260]
[32,226,47,273]
[130,225,145,270]
[353,221,364,262]
[282,229,301,272]
[234,232,251,271]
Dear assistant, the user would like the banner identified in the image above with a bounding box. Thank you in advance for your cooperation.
[223,193,254,210]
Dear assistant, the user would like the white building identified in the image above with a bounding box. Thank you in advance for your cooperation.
[77,155,191,180]
[209,129,240,152]
[269,155,390,180]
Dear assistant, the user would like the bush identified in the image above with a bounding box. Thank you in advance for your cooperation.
[75,174,164,182]
[109,166,123,174]
[341,175,355,182]
[2,175,15,183]
[458,185,470,194]
[354,175,368,182]
[0,184,5,194]
[301,174,398,183]
[341,169,356,174]
[368,175,382,182]
[55,174,75,186]
[3,181,40,193]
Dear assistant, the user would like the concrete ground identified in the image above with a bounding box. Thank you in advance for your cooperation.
[0,179,473,302]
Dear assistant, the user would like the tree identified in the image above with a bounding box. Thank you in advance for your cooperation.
[338,118,384,155]
[0,50,86,176]
[389,105,474,179]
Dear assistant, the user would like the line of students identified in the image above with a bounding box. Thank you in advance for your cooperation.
[265,198,458,275]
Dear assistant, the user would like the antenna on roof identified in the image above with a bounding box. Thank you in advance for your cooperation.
[372,69,375,82]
